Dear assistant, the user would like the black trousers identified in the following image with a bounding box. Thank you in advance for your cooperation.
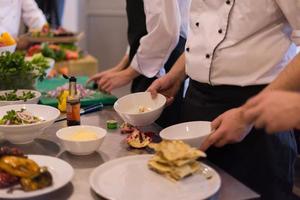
[182,80,297,200]
[131,37,186,128]
[36,0,65,28]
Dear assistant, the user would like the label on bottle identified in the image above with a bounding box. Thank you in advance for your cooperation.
[66,101,81,126]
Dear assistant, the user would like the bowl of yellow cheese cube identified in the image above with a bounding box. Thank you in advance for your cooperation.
[0,32,17,53]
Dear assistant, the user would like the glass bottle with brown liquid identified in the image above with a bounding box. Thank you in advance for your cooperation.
[66,76,81,126]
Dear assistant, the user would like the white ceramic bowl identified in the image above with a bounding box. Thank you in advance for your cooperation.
[56,125,107,156]
[0,90,41,107]
[114,92,166,126]
[0,104,60,144]
[0,44,16,53]
[160,121,212,148]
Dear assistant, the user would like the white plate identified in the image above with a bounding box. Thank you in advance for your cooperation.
[90,155,221,200]
[0,155,74,199]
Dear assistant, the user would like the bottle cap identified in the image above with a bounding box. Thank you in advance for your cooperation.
[69,76,77,82]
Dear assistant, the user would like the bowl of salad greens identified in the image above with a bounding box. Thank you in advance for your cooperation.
[0,52,50,90]
[0,89,41,106]
[0,104,60,144]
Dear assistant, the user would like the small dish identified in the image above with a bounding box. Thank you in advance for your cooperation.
[160,121,212,148]
[0,44,16,53]
[56,125,107,155]
[114,92,166,126]
[0,90,41,107]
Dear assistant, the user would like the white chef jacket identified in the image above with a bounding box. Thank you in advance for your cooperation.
[0,0,46,38]
[130,0,191,78]
[186,0,300,86]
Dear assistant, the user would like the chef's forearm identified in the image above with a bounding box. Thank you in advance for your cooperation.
[124,67,140,79]
[264,52,300,92]
[117,54,130,70]
[167,53,186,82]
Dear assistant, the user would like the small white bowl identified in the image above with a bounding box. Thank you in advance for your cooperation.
[160,121,212,148]
[0,44,16,53]
[0,90,41,107]
[56,125,107,156]
[0,104,60,144]
[114,92,166,126]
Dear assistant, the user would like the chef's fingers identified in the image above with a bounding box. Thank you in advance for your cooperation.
[165,96,174,106]
[87,73,105,84]
[200,129,222,151]
[147,80,161,99]
[211,115,223,131]
[101,81,112,93]
[253,115,266,130]
[243,93,264,109]
[242,105,262,124]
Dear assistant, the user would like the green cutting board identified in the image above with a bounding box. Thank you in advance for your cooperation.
[35,76,117,107]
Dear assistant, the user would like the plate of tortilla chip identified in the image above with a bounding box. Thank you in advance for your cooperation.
[89,140,221,200]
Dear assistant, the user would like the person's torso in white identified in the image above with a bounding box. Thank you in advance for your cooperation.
[0,0,46,38]
[185,0,300,86]
[177,0,190,39]
[0,0,23,37]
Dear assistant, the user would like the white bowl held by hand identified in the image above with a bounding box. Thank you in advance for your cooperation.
[160,121,212,148]
[0,90,41,107]
[56,125,107,156]
[0,104,60,144]
[114,92,166,126]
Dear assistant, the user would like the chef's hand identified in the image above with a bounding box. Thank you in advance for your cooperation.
[242,91,300,133]
[147,75,181,106]
[200,108,253,151]
[87,66,123,85]
[95,70,134,93]
[16,35,30,50]
[87,54,130,84]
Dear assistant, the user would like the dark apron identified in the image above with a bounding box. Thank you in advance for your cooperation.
[182,80,297,200]
[126,0,147,64]
[131,36,186,128]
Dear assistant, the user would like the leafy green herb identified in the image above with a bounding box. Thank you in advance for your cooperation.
[0,109,42,125]
[30,53,50,81]
[0,110,21,125]
[41,43,66,61]
[0,90,36,101]
[0,52,49,90]
[59,43,78,51]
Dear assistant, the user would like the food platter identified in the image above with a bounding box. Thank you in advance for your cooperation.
[90,155,221,200]
[0,155,74,199]
[24,32,84,44]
